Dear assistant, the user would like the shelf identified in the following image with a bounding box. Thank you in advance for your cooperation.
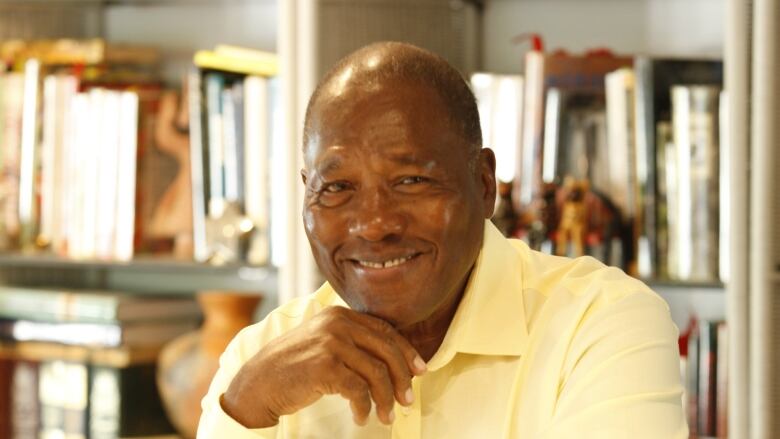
[0,254,278,300]
[642,278,725,291]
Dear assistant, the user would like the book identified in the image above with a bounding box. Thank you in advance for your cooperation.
[244,75,271,265]
[38,359,89,439]
[194,45,278,77]
[698,320,718,436]
[187,68,209,263]
[0,318,197,348]
[686,321,699,435]
[670,85,721,282]
[715,321,728,438]
[0,286,200,324]
[11,358,40,438]
[470,73,524,184]
[18,58,41,250]
[205,72,226,219]
[633,58,723,280]
[517,51,633,210]
[1,72,25,250]
[39,74,78,253]
[15,39,159,66]
[0,340,174,438]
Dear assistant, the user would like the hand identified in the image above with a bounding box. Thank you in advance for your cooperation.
[220,307,427,428]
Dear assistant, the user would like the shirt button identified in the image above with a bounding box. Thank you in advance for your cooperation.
[401,406,411,416]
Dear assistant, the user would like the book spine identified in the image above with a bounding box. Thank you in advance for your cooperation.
[18,59,41,251]
[188,69,209,262]
[268,77,286,268]
[114,91,139,262]
[39,359,89,439]
[11,359,40,438]
[698,321,718,436]
[715,321,728,438]
[244,75,270,265]
[95,90,122,261]
[222,86,239,204]
[1,72,25,249]
[686,324,699,435]
[671,85,721,282]
[633,57,657,279]
[205,73,226,218]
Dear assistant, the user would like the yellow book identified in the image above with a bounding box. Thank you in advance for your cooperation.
[4,39,159,67]
[194,45,278,76]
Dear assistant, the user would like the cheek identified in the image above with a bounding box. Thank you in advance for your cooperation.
[303,207,344,259]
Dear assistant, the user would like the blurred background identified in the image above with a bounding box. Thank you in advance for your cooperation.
[0,0,777,438]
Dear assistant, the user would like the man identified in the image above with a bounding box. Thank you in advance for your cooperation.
[197,42,687,438]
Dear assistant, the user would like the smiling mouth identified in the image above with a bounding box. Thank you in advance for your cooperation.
[354,254,417,269]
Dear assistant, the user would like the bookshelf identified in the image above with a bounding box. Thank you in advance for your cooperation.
[0,0,280,309]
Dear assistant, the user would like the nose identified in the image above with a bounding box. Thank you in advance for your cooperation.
[348,187,406,242]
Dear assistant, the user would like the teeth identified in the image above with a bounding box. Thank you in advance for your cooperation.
[357,255,413,269]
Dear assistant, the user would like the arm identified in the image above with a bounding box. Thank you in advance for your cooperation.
[545,291,688,439]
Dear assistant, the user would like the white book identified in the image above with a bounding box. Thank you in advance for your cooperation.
[66,93,91,259]
[1,72,25,245]
[95,91,122,260]
[268,77,286,268]
[18,59,41,248]
[718,91,730,283]
[605,68,637,218]
[52,76,78,256]
[187,69,208,262]
[244,75,270,265]
[470,73,524,184]
[205,74,226,218]
[519,51,545,207]
[114,91,139,262]
[222,87,239,202]
[39,75,59,248]
[671,85,721,281]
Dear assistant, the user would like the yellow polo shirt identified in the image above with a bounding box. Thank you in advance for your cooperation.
[197,221,687,438]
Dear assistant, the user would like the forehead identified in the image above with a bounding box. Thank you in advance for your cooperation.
[305,80,464,168]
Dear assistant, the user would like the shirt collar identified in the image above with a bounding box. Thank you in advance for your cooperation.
[425,220,528,370]
[315,220,529,371]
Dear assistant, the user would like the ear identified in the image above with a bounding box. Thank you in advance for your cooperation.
[300,169,308,186]
[477,148,497,218]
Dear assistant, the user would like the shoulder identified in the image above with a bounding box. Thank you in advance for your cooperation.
[506,238,670,331]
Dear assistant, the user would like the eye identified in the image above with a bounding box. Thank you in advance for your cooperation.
[323,181,351,193]
[399,176,428,185]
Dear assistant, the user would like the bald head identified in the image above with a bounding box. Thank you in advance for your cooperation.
[303,42,482,157]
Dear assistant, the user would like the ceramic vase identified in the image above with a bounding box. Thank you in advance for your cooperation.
[157,291,261,439]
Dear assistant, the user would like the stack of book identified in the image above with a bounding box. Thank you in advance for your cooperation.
[188,45,283,267]
[0,286,201,438]
[472,49,725,283]
[0,39,183,262]
[680,318,728,438]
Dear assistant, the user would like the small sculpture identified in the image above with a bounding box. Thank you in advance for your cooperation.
[555,177,589,257]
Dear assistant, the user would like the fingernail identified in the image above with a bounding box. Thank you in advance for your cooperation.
[388,410,395,423]
[405,388,414,405]
[414,356,427,373]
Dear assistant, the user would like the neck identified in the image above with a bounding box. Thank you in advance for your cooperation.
[398,274,470,362]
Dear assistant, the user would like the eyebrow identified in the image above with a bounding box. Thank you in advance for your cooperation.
[315,156,343,175]
[314,149,436,175]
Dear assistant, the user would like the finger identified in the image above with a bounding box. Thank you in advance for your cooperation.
[332,342,398,423]
[347,328,414,406]
[343,309,427,375]
[332,365,373,426]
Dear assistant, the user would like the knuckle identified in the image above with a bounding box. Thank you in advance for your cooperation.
[370,361,389,380]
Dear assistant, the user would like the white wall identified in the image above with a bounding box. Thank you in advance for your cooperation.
[104,2,278,82]
[483,0,725,73]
